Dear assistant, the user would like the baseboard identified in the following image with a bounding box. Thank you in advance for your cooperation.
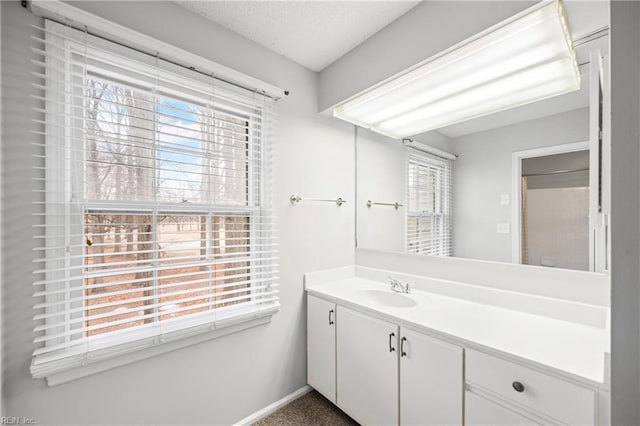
[234,385,313,425]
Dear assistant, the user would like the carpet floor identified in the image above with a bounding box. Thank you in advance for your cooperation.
[253,390,359,426]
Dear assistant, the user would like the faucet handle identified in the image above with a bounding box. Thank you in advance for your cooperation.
[388,276,401,292]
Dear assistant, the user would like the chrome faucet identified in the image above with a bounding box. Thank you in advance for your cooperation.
[388,276,410,294]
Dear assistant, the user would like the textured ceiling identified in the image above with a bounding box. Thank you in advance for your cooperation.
[173,1,420,72]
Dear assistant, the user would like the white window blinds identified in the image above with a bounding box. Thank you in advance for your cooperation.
[406,149,453,256]
[31,20,278,377]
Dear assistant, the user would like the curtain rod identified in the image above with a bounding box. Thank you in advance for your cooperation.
[573,27,609,48]
[523,167,589,178]
[402,138,458,161]
[24,0,288,101]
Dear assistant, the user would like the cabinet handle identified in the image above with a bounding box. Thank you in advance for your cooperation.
[512,381,525,393]
[328,309,334,325]
[389,332,396,352]
[400,336,407,357]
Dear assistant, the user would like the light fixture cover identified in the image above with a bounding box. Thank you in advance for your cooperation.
[333,0,580,139]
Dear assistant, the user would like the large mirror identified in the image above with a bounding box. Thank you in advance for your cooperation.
[356,13,609,273]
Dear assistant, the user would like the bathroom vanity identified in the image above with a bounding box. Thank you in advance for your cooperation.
[305,266,610,425]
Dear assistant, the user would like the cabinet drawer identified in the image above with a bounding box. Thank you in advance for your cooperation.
[466,349,595,425]
[465,391,541,425]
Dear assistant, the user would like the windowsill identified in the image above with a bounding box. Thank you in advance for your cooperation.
[32,304,279,386]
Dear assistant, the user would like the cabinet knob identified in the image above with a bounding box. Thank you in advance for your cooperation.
[512,381,525,393]
[389,332,396,352]
[328,309,334,325]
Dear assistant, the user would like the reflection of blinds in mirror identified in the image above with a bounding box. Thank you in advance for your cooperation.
[406,150,452,256]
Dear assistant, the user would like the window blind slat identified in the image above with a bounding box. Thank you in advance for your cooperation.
[34,285,280,333]
[34,275,280,311]
[33,263,280,290]
[31,121,263,161]
[31,30,274,111]
[33,295,281,350]
[30,76,263,128]
[31,300,281,363]
[31,56,270,121]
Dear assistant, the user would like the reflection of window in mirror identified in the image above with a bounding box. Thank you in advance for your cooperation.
[406,150,453,256]
[520,149,589,271]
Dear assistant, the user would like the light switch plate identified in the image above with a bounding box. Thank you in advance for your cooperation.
[500,194,510,205]
[497,223,510,234]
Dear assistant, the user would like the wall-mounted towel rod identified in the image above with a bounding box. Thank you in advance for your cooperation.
[367,200,403,210]
[290,195,347,206]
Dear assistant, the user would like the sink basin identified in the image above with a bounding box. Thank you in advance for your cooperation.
[358,289,417,308]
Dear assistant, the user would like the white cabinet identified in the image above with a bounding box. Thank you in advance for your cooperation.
[400,327,463,425]
[465,392,540,425]
[310,300,464,426]
[465,349,597,425]
[307,294,336,403]
[306,288,607,426]
[336,306,399,425]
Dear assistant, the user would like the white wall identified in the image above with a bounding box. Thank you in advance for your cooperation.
[1,1,354,424]
[610,2,640,423]
[451,108,589,262]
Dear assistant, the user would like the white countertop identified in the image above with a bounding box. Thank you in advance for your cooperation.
[306,275,609,386]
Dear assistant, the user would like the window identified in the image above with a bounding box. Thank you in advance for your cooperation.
[406,150,453,256]
[31,21,278,378]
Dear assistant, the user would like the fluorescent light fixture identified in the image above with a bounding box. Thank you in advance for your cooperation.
[333,0,580,139]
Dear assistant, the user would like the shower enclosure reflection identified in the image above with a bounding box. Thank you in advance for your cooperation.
[518,147,590,271]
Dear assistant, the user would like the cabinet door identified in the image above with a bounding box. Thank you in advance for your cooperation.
[307,294,336,403]
[337,306,398,426]
[465,392,541,426]
[400,328,463,425]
